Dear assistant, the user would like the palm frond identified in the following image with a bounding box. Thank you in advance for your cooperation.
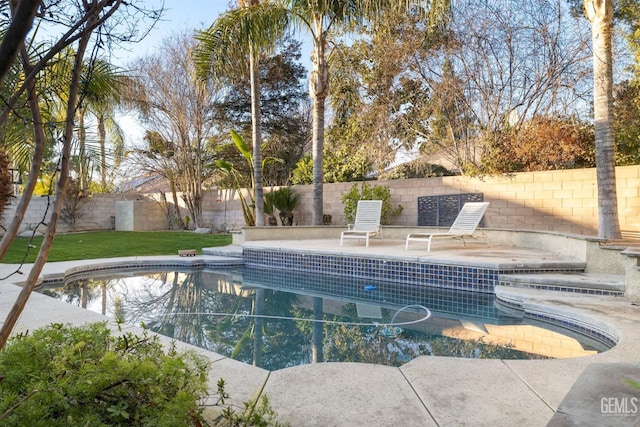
[194,3,289,81]
[0,119,36,170]
[81,59,128,112]
[104,116,125,167]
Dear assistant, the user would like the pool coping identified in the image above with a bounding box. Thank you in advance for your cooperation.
[1,246,640,426]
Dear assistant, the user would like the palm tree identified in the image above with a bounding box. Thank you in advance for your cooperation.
[283,0,451,224]
[195,1,288,227]
[82,60,126,192]
[45,53,125,196]
[77,59,126,195]
[94,109,124,192]
[584,0,621,239]
[214,130,284,226]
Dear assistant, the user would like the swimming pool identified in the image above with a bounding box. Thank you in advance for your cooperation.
[37,266,609,370]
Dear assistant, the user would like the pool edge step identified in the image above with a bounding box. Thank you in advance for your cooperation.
[499,272,625,296]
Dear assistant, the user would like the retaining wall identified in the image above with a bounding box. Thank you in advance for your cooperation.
[2,165,640,236]
[210,165,640,236]
[1,193,138,234]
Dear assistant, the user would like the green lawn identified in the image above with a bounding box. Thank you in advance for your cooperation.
[0,231,232,263]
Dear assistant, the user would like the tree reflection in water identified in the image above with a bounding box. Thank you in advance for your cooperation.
[41,270,551,371]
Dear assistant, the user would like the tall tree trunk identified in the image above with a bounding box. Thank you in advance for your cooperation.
[0,44,46,261]
[585,0,621,239]
[98,112,107,191]
[250,44,265,227]
[310,24,329,226]
[241,0,264,227]
[193,126,204,228]
[168,173,184,229]
[77,108,89,197]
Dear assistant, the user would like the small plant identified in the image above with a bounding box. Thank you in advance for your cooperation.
[213,130,283,226]
[625,379,640,390]
[273,187,300,226]
[342,182,403,225]
[184,215,191,230]
[264,190,278,226]
[0,322,209,426]
[213,379,289,427]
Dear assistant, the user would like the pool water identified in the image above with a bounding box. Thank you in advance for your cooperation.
[38,267,608,370]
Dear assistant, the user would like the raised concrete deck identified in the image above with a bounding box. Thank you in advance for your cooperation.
[1,239,639,426]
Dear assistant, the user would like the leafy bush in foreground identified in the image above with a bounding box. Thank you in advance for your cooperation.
[0,323,209,426]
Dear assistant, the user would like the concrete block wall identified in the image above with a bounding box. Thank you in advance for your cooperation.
[243,165,640,236]
[115,200,167,231]
[131,165,640,235]
[202,188,248,232]
[71,194,131,231]
[1,193,132,234]
[2,165,640,236]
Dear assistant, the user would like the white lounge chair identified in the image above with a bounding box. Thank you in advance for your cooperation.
[405,202,489,251]
[340,200,383,247]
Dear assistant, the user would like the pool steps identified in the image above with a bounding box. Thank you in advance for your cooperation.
[203,245,243,258]
[499,272,625,296]
[494,286,619,348]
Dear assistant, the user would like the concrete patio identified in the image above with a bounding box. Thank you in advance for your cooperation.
[1,237,639,426]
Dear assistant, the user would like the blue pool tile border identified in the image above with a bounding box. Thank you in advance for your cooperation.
[38,258,243,286]
[525,311,618,348]
[498,280,625,297]
[242,266,509,320]
[243,248,583,294]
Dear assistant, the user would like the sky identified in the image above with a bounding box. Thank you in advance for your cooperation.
[114,0,315,147]
[113,0,312,66]
[110,0,233,66]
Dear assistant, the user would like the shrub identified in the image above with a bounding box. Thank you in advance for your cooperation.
[264,189,278,225]
[378,159,455,180]
[290,154,313,185]
[0,322,208,426]
[341,182,403,225]
[273,187,300,226]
